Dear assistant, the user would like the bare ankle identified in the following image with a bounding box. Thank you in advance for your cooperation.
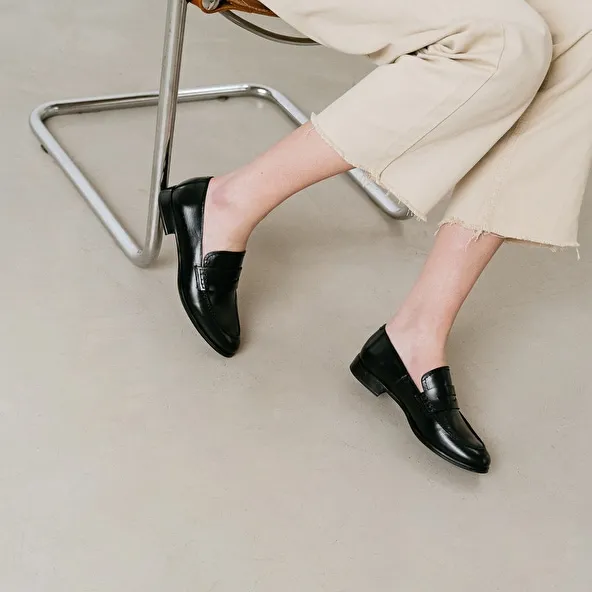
[207,176,234,210]
[385,320,447,389]
[202,177,252,255]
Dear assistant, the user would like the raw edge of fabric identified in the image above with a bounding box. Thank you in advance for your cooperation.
[310,114,428,221]
[438,218,581,257]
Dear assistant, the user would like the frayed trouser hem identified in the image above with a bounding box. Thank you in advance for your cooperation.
[310,114,428,221]
[438,218,581,257]
[309,116,580,257]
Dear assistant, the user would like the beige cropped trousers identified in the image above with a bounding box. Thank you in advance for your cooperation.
[265,0,592,248]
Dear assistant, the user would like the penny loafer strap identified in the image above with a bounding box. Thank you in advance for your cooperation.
[196,266,242,291]
[393,373,459,414]
[421,386,460,413]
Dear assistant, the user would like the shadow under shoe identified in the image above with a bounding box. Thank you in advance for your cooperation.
[159,177,245,357]
[351,326,491,474]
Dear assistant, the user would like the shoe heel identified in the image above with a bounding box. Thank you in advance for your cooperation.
[159,188,175,235]
[350,355,386,397]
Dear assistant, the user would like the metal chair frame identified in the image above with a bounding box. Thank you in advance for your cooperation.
[29,0,409,268]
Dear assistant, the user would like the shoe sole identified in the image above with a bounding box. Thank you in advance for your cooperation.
[159,188,236,359]
[350,355,488,474]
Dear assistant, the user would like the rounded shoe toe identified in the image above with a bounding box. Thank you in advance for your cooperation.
[435,424,491,473]
[210,327,240,358]
[461,445,491,474]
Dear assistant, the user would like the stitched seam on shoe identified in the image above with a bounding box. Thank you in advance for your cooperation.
[416,391,436,414]
[418,391,460,416]
[194,267,237,339]
[409,385,471,442]
[197,266,242,280]
[198,268,242,291]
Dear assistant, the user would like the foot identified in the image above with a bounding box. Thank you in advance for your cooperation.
[159,177,246,357]
[385,323,447,390]
[350,327,491,474]
[201,176,251,257]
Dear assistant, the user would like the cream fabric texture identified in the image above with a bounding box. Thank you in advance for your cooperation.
[264,0,592,247]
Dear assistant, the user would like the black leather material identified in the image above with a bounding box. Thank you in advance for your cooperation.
[351,326,490,473]
[159,177,245,357]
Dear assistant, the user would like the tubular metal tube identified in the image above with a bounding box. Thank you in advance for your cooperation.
[29,0,410,268]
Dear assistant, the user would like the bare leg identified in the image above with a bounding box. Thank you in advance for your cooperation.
[386,224,504,388]
[200,123,502,388]
[203,122,352,256]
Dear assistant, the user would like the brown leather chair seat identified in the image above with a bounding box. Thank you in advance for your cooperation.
[190,0,275,17]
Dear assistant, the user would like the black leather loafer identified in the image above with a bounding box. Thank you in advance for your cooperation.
[159,177,245,358]
[350,327,490,473]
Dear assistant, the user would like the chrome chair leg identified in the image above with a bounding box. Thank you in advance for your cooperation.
[30,0,188,267]
[29,0,409,269]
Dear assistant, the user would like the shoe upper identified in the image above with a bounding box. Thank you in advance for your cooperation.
[169,178,245,356]
[359,327,490,472]
[197,251,245,338]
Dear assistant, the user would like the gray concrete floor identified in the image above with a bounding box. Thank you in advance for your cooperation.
[1,1,591,590]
